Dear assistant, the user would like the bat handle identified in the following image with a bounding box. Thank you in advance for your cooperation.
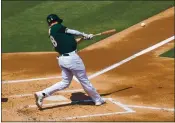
[94,33,101,36]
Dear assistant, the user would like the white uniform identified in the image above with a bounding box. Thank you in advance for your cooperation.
[35,27,104,108]
[41,50,103,103]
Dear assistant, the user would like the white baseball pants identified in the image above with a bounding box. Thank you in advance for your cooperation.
[42,51,103,103]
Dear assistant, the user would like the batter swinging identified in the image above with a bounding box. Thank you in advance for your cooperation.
[34,14,105,109]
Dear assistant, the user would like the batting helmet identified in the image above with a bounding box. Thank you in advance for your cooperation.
[46,14,63,25]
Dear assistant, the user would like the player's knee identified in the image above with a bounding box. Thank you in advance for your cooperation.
[61,80,71,89]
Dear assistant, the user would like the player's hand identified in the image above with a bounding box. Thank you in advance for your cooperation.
[87,34,94,39]
[83,33,94,40]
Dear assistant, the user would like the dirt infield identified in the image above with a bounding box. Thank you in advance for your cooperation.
[2,7,174,121]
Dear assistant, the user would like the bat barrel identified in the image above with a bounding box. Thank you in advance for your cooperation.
[101,29,116,35]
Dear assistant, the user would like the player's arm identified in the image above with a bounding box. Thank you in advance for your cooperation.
[65,28,83,36]
[65,28,93,40]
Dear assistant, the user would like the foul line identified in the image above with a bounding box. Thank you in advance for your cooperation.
[4,36,175,120]
[87,36,174,80]
[3,36,174,84]
[6,36,175,98]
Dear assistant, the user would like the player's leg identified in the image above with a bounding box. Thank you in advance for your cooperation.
[71,56,105,105]
[35,66,73,109]
[42,67,73,96]
[72,69,105,105]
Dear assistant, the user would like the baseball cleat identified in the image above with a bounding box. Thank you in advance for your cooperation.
[95,99,106,106]
[34,92,45,109]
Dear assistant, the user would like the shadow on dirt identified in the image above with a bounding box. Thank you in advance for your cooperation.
[40,87,132,111]
[100,86,132,96]
[40,92,94,111]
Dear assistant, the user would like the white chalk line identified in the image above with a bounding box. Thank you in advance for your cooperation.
[3,36,174,84]
[7,36,174,98]
[126,105,174,112]
[87,36,175,79]
[2,76,62,84]
[108,98,135,112]
[64,98,134,120]
[64,111,132,120]
[9,89,84,98]
[28,99,93,108]
[27,98,134,120]
[64,99,174,120]
[23,97,174,120]
[28,101,71,108]
[5,36,175,119]
[2,75,80,84]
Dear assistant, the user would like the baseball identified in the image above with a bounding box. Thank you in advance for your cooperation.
[141,22,146,27]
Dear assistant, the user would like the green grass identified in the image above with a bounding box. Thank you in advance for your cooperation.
[2,1,174,53]
[2,1,43,19]
[160,48,175,58]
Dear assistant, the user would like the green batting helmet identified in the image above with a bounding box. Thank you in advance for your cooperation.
[46,14,63,25]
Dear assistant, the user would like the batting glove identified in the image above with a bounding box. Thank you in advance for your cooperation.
[83,33,94,40]
[87,34,94,39]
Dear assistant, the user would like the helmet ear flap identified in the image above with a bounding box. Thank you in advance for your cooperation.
[58,19,63,23]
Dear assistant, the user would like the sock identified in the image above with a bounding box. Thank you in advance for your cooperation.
[42,93,46,97]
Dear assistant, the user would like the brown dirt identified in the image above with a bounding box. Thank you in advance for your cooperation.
[2,7,174,121]
[2,52,59,80]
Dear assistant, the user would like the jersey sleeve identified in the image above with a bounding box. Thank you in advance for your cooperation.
[59,25,67,33]
[65,28,84,36]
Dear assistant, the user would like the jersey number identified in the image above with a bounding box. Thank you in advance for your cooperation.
[50,36,57,47]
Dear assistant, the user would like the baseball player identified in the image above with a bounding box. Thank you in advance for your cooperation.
[34,14,105,109]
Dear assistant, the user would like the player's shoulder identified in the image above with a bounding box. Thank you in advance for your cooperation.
[49,23,67,34]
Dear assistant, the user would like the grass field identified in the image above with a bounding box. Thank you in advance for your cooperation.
[2,1,174,53]
[160,48,174,58]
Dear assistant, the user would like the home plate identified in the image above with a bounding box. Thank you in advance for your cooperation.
[45,95,68,101]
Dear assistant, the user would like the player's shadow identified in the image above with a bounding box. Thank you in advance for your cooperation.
[70,92,91,101]
[40,87,132,111]
[69,92,94,105]
[40,92,94,111]
[100,87,132,96]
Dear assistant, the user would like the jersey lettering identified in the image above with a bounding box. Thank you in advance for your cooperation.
[50,36,57,47]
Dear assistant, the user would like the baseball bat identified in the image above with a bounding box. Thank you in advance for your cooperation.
[94,29,116,36]
[76,29,116,42]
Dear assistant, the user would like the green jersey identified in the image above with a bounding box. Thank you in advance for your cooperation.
[49,23,77,54]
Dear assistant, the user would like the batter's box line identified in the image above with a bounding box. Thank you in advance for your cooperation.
[27,98,135,120]
[126,105,174,112]
[64,98,135,121]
